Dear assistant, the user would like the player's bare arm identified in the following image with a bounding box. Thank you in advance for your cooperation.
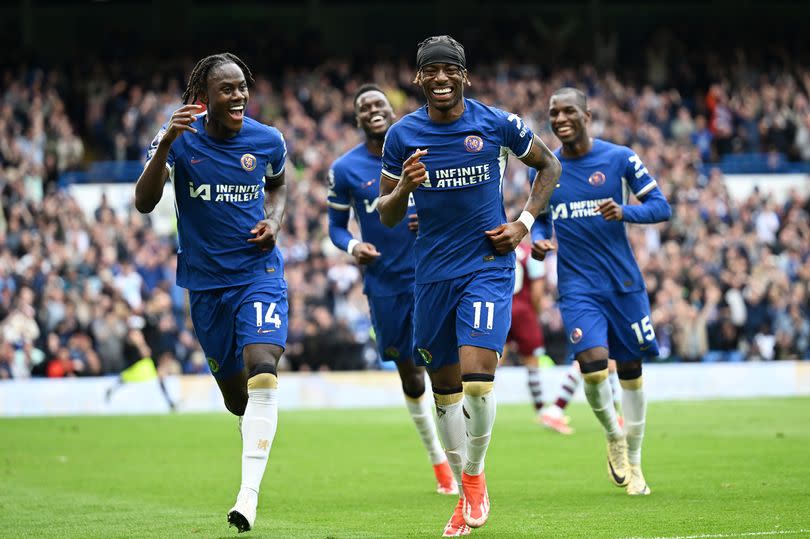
[486,135,561,255]
[352,242,381,264]
[249,171,287,252]
[134,104,203,213]
[378,149,428,227]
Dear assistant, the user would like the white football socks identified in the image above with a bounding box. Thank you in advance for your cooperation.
[583,369,622,440]
[405,393,447,466]
[433,391,466,488]
[240,373,279,494]
[462,380,496,476]
[620,377,647,466]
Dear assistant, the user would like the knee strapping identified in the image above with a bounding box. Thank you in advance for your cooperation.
[582,368,609,385]
[461,373,495,397]
[248,363,278,390]
[618,362,642,382]
[579,358,608,374]
[433,386,463,406]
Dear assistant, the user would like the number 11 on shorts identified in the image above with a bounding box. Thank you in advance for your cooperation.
[473,301,494,330]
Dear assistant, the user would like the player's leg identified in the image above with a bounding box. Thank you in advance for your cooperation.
[396,359,457,494]
[428,364,469,537]
[605,290,659,496]
[413,280,469,536]
[454,267,513,529]
[540,359,579,435]
[608,359,624,425]
[226,280,289,532]
[617,360,649,495]
[511,304,546,416]
[371,291,455,495]
[577,348,621,437]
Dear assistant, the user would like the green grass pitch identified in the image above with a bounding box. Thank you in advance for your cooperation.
[1,398,809,538]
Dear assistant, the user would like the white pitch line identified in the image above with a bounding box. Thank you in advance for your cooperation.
[623,530,810,539]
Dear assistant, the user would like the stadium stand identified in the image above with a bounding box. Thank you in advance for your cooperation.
[1,39,809,378]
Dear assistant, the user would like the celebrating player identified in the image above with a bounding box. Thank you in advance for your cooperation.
[377,36,561,535]
[326,84,457,496]
[135,53,288,532]
[531,87,672,495]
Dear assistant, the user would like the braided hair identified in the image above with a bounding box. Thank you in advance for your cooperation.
[181,52,255,105]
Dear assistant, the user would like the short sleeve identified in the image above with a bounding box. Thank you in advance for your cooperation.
[498,109,534,159]
[526,257,545,280]
[326,165,352,211]
[265,130,287,179]
[145,124,175,170]
[623,149,658,198]
[380,125,405,181]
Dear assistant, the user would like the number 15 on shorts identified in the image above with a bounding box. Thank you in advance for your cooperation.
[630,315,655,344]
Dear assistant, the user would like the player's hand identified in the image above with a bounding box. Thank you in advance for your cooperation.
[407,213,418,232]
[596,199,623,221]
[531,239,556,261]
[485,221,528,255]
[351,242,381,265]
[398,149,428,194]
[248,218,280,252]
[162,104,203,144]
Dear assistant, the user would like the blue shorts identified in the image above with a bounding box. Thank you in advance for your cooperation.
[189,278,288,380]
[368,289,414,363]
[413,267,514,370]
[559,289,659,362]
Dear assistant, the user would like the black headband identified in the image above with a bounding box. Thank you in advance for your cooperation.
[416,37,466,70]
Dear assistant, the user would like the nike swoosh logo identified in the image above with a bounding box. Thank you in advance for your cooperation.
[257,329,276,334]
[190,158,207,164]
[608,459,626,485]
[363,179,375,187]
[640,344,651,351]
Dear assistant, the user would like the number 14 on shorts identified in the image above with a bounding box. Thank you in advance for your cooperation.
[254,302,282,328]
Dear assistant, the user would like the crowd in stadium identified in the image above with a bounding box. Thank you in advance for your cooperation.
[1,47,809,378]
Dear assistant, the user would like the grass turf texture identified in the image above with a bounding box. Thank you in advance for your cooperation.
[1,398,808,538]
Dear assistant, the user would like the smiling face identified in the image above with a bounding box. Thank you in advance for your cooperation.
[355,90,394,140]
[418,63,465,113]
[202,62,248,136]
[549,92,591,145]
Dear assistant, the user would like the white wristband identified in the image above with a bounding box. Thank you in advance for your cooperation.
[517,211,535,233]
[346,239,360,255]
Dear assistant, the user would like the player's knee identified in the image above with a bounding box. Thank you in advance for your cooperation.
[618,361,643,389]
[401,374,426,400]
[579,358,609,384]
[461,373,495,397]
[224,393,248,416]
[248,363,278,391]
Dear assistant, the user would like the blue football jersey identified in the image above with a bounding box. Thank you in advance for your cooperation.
[381,99,533,284]
[145,114,286,291]
[531,139,659,296]
[328,143,416,296]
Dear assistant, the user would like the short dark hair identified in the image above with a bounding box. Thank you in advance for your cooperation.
[181,52,255,105]
[551,87,588,111]
[353,83,385,109]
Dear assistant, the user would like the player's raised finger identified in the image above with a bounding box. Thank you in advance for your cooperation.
[403,148,428,167]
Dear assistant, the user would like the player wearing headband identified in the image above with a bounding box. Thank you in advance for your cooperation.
[377,35,561,535]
